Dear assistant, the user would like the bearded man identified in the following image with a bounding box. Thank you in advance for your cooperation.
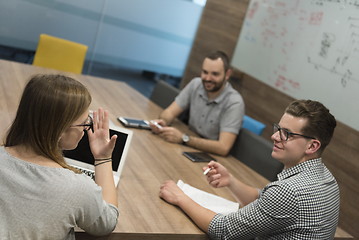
[150,51,245,156]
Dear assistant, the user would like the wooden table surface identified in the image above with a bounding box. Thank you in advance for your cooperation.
[0,60,352,239]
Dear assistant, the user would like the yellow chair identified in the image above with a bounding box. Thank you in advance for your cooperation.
[33,34,88,74]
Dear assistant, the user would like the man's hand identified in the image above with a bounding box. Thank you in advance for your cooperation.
[159,180,187,206]
[149,119,166,134]
[203,161,232,188]
[158,127,183,144]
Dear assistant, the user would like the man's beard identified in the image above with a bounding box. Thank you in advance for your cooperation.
[202,78,226,93]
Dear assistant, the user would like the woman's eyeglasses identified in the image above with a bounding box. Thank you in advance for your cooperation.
[273,123,315,141]
[72,115,93,131]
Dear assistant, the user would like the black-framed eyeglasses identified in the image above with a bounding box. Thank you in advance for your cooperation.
[72,115,93,131]
[273,123,315,141]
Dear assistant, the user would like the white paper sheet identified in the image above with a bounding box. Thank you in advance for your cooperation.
[177,180,239,214]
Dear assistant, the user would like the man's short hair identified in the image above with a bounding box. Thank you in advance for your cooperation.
[206,51,230,72]
[285,99,336,153]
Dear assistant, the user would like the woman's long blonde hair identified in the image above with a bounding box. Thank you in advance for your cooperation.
[4,74,92,171]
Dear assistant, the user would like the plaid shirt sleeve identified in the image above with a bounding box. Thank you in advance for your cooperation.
[208,183,298,239]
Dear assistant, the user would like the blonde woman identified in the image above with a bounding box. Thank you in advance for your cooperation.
[1,74,118,239]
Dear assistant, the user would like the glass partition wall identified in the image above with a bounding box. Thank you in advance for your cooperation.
[0,0,204,82]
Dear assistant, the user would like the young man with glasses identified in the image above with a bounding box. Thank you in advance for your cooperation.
[159,99,340,239]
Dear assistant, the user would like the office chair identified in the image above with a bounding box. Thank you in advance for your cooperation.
[230,128,283,181]
[150,80,180,109]
[242,115,266,135]
[32,34,88,74]
[150,80,189,123]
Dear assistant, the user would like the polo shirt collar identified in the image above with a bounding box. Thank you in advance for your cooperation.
[277,158,322,180]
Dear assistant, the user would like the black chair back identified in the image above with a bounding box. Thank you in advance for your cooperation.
[150,80,180,109]
[230,129,283,181]
[150,80,189,124]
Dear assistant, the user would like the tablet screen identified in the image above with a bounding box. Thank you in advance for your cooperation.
[63,129,127,171]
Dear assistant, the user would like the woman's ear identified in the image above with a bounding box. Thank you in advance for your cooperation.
[306,139,321,155]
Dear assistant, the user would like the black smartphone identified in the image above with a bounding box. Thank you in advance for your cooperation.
[183,151,217,162]
[118,117,151,130]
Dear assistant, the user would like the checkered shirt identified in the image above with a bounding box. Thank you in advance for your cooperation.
[208,158,340,239]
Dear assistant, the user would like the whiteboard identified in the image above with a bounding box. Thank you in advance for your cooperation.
[232,0,359,131]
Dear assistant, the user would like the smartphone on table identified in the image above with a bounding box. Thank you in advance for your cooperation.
[118,117,151,130]
[182,152,217,162]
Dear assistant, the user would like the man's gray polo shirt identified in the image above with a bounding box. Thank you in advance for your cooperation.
[175,77,245,140]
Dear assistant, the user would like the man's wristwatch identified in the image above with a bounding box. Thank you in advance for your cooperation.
[182,134,190,144]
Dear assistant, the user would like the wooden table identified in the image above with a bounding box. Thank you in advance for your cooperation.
[0,60,352,239]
